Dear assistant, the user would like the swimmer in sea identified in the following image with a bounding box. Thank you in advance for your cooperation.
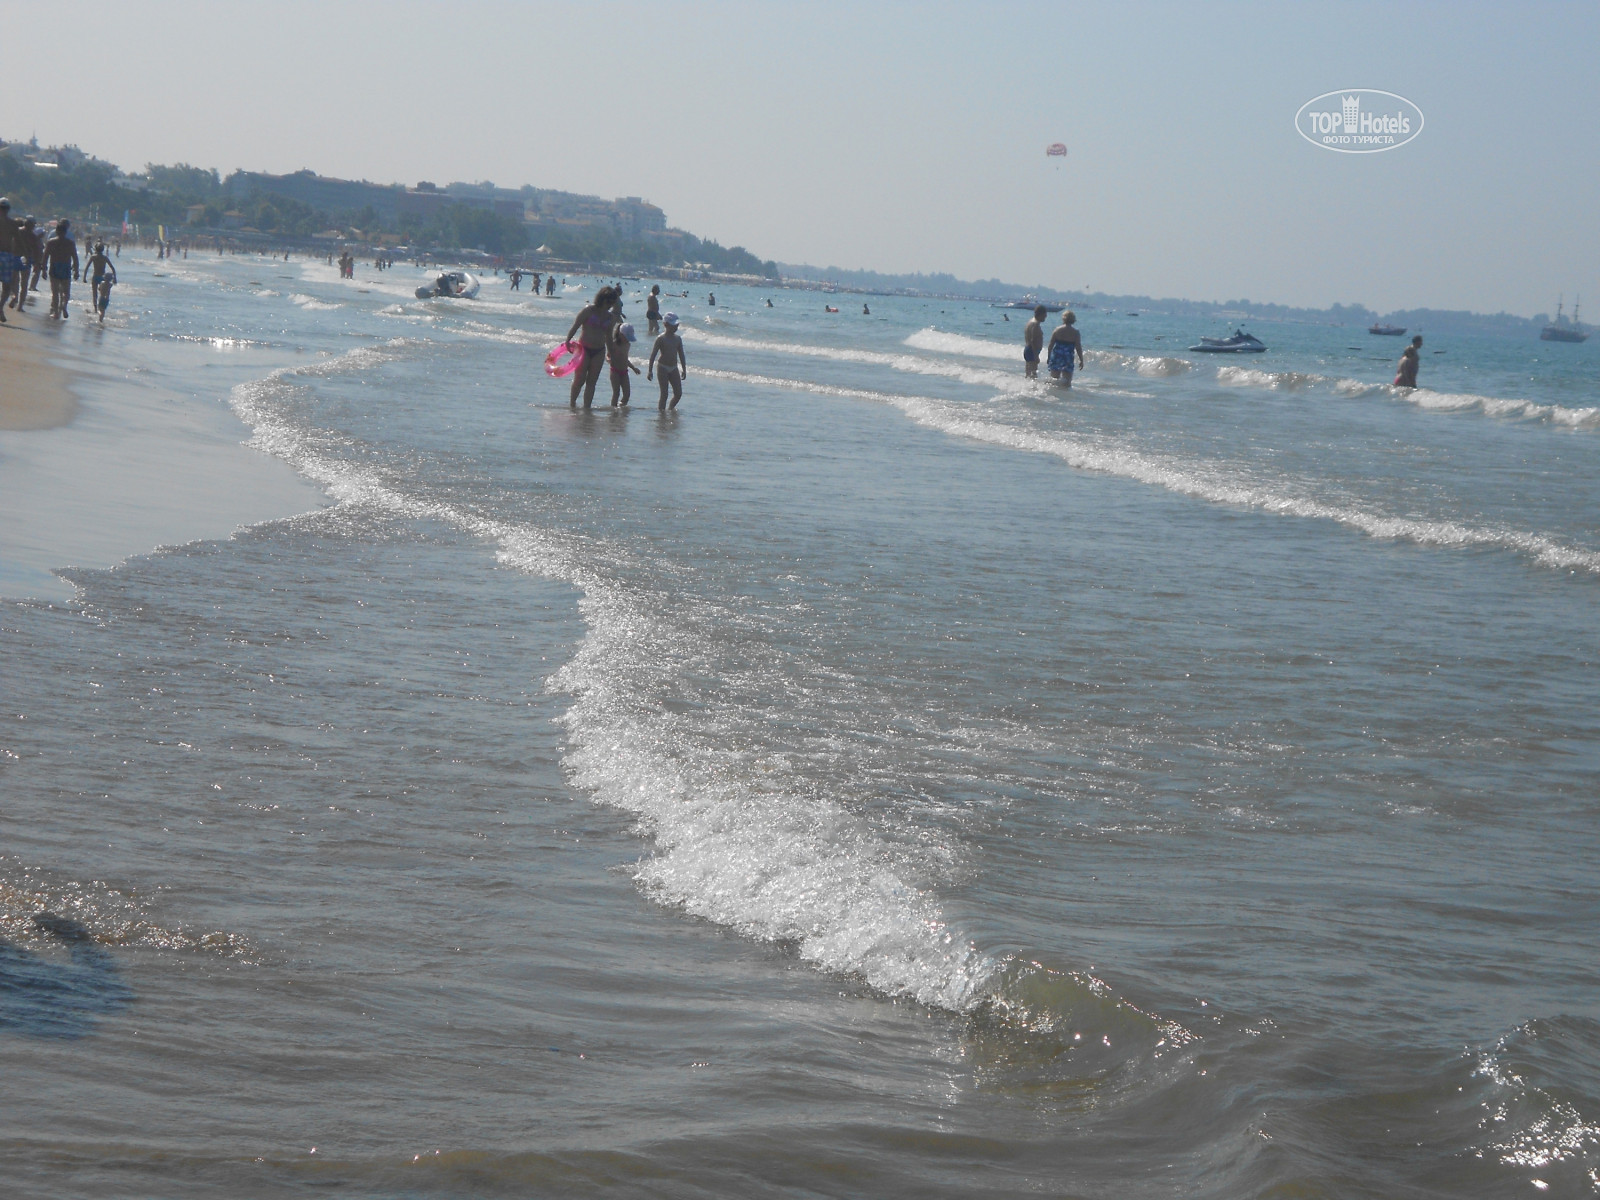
[1023,304,1047,378]
[1046,311,1084,387]
[1393,334,1423,388]
[766,298,773,308]
[649,313,686,411]
[862,303,870,315]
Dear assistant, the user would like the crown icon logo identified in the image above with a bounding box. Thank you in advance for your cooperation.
[1341,95,1361,131]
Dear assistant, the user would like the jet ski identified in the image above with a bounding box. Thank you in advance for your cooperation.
[1189,329,1266,353]
[415,270,481,300]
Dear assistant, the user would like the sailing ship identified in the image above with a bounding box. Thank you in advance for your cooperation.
[1541,295,1588,343]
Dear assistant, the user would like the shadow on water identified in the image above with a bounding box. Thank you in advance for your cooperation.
[0,912,132,1040]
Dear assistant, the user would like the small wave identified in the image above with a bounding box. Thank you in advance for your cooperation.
[695,330,1025,391]
[698,367,1600,576]
[1215,365,1325,391]
[289,293,343,312]
[904,328,1016,360]
[1475,1017,1600,1182]
[908,328,1193,379]
[225,369,1001,1011]
[1402,387,1600,430]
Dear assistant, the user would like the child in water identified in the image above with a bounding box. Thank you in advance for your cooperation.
[648,313,687,411]
[609,322,640,407]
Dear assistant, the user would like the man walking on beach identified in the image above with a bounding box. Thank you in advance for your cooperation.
[1393,335,1423,389]
[0,198,17,322]
[1023,305,1047,379]
[42,220,80,319]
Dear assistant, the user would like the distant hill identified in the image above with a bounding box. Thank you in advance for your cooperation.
[776,262,1557,340]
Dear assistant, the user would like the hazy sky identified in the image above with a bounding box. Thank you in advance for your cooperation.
[13,1,1598,316]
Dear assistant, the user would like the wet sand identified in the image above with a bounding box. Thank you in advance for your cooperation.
[0,318,80,430]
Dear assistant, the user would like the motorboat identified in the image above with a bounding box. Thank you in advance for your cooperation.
[415,270,481,300]
[1189,329,1266,353]
[1369,323,1407,336]
[995,295,1064,312]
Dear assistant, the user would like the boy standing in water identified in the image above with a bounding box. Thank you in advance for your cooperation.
[1023,304,1046,379]
[1394,335,1423,388]
[609,322,640,407]
[649,313,687,411]
[646,284,661,335]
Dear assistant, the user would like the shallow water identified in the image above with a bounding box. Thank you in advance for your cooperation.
[2,254,1598,1197]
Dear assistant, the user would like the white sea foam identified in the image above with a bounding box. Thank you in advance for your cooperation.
[1223,365,1600,430]
[225,355,1000,1012]
[1400,387,1600,429]
[905,327,1193,379]
[699,368,1600,575]
[289,293,343,312]
[1215,365,1324,391]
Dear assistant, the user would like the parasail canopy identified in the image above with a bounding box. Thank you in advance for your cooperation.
[1046,142,1068,157]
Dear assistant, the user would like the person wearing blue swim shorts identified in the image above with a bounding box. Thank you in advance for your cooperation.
[42,218,80,319]
[1023,304,1047,379]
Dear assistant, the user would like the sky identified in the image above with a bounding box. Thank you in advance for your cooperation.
[11,0,1598,317]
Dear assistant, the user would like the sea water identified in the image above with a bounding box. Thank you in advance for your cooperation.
[2,254,1598,1198]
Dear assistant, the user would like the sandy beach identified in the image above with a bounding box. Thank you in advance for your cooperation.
[0,319,79,430]
[0,274,326,602]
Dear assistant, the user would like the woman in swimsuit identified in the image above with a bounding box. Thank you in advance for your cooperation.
[563,286,621,408]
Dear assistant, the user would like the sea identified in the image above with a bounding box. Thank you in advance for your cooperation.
[2,251,1598,1199]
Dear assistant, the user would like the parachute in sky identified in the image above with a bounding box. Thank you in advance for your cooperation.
[1046,142,1068,158]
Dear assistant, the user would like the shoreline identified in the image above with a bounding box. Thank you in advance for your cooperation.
[0,270,328,604]
[0,316,80,430]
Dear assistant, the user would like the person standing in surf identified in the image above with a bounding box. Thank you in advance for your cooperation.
[646,284,662,336]
[1047,311,1084,386]
[1394,335,1423,388]
[562,285,621,409]
[1023,305,1046,379]
[608,321,640,407]
[649,313,687,411]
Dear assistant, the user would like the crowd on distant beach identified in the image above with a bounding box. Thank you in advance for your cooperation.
[0,198,119,323]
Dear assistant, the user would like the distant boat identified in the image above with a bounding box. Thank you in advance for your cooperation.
[1541,295,1588,343]
[1369,323,1407,336]
[1190,329,1266,353]
[994,295,1063,312]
